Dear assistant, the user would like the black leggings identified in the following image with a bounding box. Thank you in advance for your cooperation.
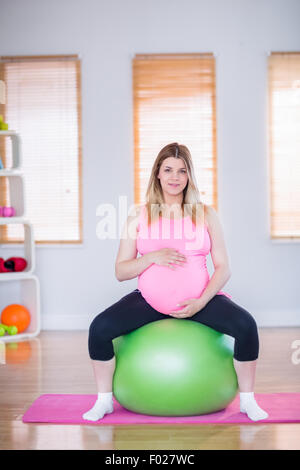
[88,289,259,362]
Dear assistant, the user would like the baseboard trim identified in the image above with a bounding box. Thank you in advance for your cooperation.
[41,311,300,330]
[254,310,300,328]
[41,314,91,331]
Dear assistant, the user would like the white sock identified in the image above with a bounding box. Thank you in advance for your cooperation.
[239,392,268,422]
[82,392,114,422]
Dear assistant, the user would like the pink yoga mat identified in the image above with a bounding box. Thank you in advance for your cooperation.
[22,393,300,425]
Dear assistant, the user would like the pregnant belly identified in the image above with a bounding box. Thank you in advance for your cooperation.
[138,260,210,315]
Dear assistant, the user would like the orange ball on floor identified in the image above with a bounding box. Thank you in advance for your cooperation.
[1,304,31,333]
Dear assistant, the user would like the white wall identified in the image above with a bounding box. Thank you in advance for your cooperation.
[0,0,299,328]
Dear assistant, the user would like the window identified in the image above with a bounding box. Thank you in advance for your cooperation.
[0,54,82,244]
[268,52,300,239]
[132,53,217,208]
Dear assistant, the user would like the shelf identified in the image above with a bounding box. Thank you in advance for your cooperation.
[0,169,23,176]
[0,219,35,273]
[0,272,36,281]
[0,216,30,225]
[0,131,22,168]
[0,274,41,342]
[0,130,40,342]
[0,173,26,216]
[0,130,17,136]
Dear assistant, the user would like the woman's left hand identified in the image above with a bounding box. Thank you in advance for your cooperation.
[169,298,206,318]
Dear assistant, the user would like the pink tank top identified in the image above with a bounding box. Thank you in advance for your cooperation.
[136,205,231,315]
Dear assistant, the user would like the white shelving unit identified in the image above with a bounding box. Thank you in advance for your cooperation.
[0,130,41,342]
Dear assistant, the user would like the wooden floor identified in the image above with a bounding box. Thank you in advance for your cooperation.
[0,328,300,450]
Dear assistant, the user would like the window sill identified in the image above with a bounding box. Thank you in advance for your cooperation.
[0,243,85,248]
[270,238,300,244]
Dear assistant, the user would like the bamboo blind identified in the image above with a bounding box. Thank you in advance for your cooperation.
[132,53,217,208]
[268,52,300,239]
[0,55,82,244]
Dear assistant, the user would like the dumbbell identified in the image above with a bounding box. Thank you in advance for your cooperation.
[0,257,28,272]
[0,206,16,217]
[0,324,18,336]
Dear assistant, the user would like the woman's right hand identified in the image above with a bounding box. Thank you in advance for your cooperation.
[149,248,187,270]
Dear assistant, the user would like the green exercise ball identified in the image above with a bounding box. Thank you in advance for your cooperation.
[112,319,238,416]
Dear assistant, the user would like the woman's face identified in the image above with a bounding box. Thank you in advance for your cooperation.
[157,157,189,196]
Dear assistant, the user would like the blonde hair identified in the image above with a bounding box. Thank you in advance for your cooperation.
[144,142,205,227]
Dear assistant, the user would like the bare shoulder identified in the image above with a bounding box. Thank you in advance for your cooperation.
[203,204,230,271]
[204,204,215,225]
[204,204,222,231]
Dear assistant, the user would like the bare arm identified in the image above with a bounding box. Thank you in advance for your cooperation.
[115,206,154,282]
[198,205,231,305]
[206,205,231,273]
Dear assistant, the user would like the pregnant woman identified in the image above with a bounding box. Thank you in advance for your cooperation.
[83,142,268,422]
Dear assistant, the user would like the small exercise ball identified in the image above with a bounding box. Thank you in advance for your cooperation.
[1,304,31,333]
[112,319,238,416]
